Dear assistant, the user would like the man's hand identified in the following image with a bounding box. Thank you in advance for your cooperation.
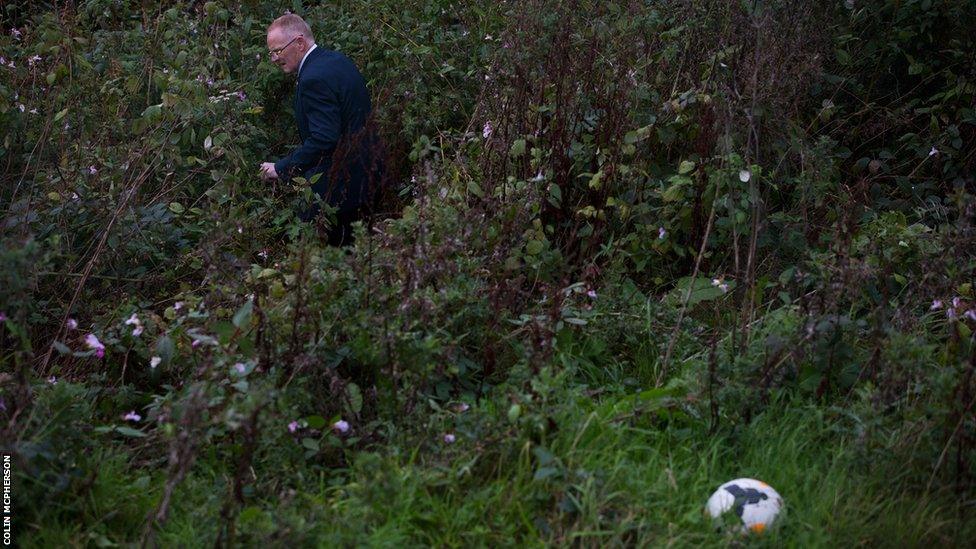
[259,162,278,181]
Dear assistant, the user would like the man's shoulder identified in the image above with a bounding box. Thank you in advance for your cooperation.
[304,48,361,78]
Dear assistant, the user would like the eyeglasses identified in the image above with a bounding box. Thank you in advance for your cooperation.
[268,34,302,59]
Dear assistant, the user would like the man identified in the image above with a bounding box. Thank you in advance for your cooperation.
[260,14,379,246]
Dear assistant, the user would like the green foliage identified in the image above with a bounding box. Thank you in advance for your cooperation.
[1,0,974,545]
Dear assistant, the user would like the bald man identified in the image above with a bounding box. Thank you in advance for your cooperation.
[260,14,379,246]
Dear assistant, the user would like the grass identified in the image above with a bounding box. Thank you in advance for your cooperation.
[22,380,972,547]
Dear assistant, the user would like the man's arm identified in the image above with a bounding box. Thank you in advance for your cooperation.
[274,77,342,181]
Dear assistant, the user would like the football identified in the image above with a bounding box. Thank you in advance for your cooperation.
[705,478,783,533]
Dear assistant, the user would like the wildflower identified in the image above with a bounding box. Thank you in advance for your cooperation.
[125,313,140,326]
[0,312,7,322]
[586,289,598,299]
[739,170,751,183]
[287,420,300,433]
[929,147,939,157]
[482,121,493,139]
[258,250,268,259]
[123,411,141,422]
[719,283,729,293]
[658,227,667,240]
[150,356,162,369]
[132,325,144,337]
[85,334,105,358]
[0,57,5,65]
[191,339,201,348]
[332,420,350,434]
[173,301,184,310]
[455,402,470,413]
[47,376,57,384]
[18,104,25,112]
[711,278,722,286]
[965,310,976,322]
[88,165,97,175]
[443,433,456,444]
[29,108,38,114]
[236,91,246,101]
[930,299,943,310]
[27,55,41,67]
[66,318,78,329]
[484,34,492,40]
[237,225,243,234]
[234,362,247,374]
[7,60,14,69]
[11,28,22,39]
[947,308,958,320]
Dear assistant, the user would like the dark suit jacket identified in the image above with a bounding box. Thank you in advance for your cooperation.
[274,46,377,217]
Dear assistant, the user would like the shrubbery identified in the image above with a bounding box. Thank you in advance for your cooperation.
[1,0,974,545]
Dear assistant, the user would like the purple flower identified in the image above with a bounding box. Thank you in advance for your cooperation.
[234,362,247,374]
[11,28,22,39]
[0,311,7,322]
[658,227,667,240]
[929,147,939,157]
[66,318,78,329]
[85,334,105,357]
[952,297,962,309]
[47,376,57,384]
[132,325,144,337]
[443,433,456,444]
[27,55,41,67]
[482,121,493,139]
[287,420,300,433]
[332,420,350,434]
[965,310,976,322]
[123,411,141,422]
[586,289,597,299]
[930,299,943,310]
[88,165,97,175]
[236,91,246,101]
[947,308,958,320]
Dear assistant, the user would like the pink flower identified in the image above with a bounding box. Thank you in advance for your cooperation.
[287,421,300,433]
[930,300,943,310]
[586,289,597,299]
[123,411,141,422]
[332,420,350,434]
[66,318,78,329]
[85,333,105,357]
[443,433,456,444]
[191,339,201,348]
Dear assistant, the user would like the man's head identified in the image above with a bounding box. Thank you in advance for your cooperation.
[267,14,315,74]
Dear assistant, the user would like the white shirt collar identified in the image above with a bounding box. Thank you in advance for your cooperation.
[298,44,317,76]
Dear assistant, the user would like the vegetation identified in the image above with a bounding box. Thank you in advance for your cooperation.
[2,0,974,545]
